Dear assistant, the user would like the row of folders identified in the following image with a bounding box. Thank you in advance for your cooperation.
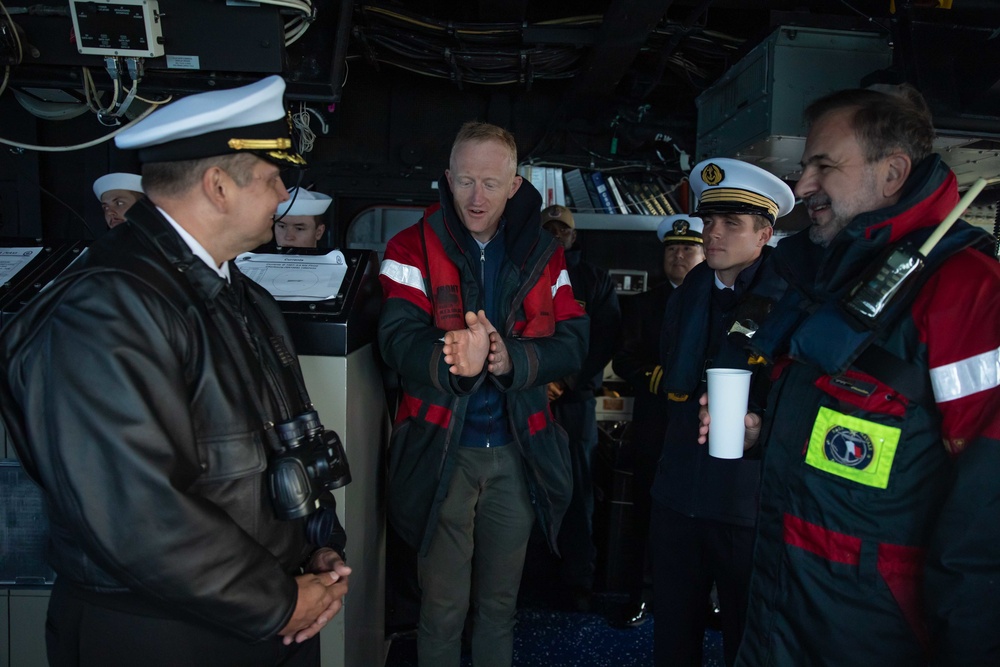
[518,165,686,216]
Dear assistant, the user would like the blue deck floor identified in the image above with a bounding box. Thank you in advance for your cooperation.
[383,591,725,667]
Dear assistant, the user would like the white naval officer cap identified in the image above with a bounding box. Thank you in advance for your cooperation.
[93,173,143,200]
[657,214,704,245]
[689,157,795,225]
[115,75,305,167]
[276,187,332,217]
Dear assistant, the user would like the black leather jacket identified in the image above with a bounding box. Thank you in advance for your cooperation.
[0,200,330,642]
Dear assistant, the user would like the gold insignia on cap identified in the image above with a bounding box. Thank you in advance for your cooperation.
[701,163,724,186]
[673,219,690,235]
[228,138,293,151]
[227,113,304,164]
[227,139,305,165]
[267,150,306,166]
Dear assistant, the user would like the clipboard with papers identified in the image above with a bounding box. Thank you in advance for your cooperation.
[235,249,349,301]
[235,248,382,357]
[0,247,44,286]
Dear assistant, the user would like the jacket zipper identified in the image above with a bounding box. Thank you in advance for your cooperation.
[480,244,493,447]
[479,245,486,285]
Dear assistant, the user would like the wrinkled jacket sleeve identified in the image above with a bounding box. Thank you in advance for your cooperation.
[917,252,1000,665]
[2,273,297,641]
[378,224,476,394]
[501,246,589,391]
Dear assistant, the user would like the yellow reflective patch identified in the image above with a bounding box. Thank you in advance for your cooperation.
[805,407,901,489]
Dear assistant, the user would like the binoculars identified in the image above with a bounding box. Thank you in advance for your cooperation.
[268,409,352,523]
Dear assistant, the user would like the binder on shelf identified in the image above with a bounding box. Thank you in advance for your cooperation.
[589,171,616,214]
[581,171,605,212]
[621,178,653,215]
[655,176,682,215]
[552,167,566,206]
[517,164,532,187]
[528,166,547,204]
[636,181,665,216]
[542,168,553,207]
[618,178,648,215]
[563,169,593,213]
[662,191,681,216]
[618,178,646,215]
[605,175,630,214]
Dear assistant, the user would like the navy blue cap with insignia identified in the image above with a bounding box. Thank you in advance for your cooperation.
[689,157,794,225]
[115,76,305,167]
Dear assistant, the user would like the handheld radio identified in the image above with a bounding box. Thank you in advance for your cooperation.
[842,177,987,328]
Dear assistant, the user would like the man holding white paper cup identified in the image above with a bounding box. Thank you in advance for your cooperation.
[648,158,794,666]
[699,87,1000,667]
[704,368,753,459]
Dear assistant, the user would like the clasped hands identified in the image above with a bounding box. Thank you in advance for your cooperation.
[279,547,351,645]
[442,310,511,377]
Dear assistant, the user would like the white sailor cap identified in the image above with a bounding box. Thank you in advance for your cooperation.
[689,157,795,225]
[93,173,143,200]
[657,214,703,245]
[115,76,305,167]
[276,187,332,217]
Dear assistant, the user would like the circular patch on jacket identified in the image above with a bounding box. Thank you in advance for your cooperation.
[824,425,874,469]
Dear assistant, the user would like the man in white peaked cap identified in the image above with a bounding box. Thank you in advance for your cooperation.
[93,172,144,228]
[648,157,794,667]
[657,213,706,287]
[274,187,332,248]
[0,76,350,666]
[611,212,705,629]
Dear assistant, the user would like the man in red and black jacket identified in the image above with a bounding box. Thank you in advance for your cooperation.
[378,121,588,667]
[716,86,1000,666]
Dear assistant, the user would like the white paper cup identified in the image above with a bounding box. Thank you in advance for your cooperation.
[706,368,752,459]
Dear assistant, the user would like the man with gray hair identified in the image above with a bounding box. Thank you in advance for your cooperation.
[1,76,349,666]
[702,85,1000,665]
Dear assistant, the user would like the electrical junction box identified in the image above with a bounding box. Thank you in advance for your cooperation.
[608,269,648,295]
[695,26,892,180]
[69,0,164,58]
